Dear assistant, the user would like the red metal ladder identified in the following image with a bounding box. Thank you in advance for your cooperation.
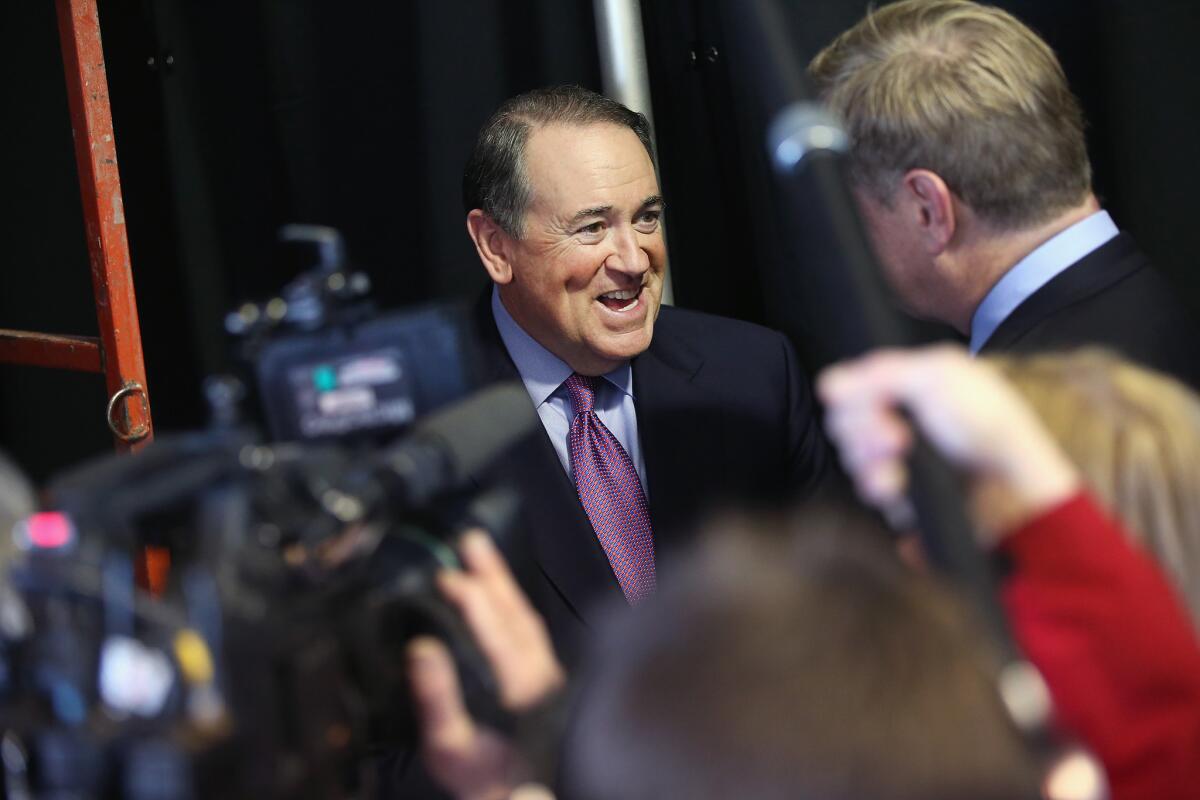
[0,0,153,453]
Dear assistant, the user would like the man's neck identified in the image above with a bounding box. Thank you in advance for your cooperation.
[949,195,1101,333]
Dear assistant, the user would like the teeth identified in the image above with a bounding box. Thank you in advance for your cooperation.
[599,288,639,301]
[617,298,638,312]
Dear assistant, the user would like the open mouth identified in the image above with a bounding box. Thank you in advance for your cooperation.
[596,286,643,313]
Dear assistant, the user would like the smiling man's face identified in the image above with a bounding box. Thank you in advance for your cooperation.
[495,122,666,376]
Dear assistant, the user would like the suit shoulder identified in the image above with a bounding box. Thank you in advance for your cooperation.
[649,306,800,390]
[654,305,788,350]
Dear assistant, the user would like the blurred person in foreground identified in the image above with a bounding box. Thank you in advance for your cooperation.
[809,0,1200,387]
[991,349,1200,628]
[565,510,1047,800]
[405,348,1200,800]
[820,345,1200,800]
[408,519,1049,800]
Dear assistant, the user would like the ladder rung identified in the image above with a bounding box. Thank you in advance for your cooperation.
[0,329,103,373]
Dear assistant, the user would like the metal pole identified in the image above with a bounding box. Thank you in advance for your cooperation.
[594,0,675,305]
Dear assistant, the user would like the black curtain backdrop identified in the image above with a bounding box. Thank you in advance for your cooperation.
[1,0,600,481]
[2,0,1199,482]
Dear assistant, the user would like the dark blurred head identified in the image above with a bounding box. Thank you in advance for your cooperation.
[564,508,1041,800]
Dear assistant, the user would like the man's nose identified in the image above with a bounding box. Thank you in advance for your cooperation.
[605,227,650,277]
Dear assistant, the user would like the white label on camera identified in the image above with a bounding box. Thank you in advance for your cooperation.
[99,636,174,717]
[316,386,376,416]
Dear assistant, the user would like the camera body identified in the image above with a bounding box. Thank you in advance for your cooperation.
[0,228,530,798]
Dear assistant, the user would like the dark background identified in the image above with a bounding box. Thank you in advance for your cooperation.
[3,0,1199,482]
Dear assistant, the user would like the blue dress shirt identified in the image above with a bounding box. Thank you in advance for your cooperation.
[969,210,1119,354]
[491,287,649,494]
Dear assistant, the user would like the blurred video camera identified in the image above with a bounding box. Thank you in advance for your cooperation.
[227,224,480,443]
[0,227,533,799]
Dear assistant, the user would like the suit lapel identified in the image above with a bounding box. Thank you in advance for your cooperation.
[469,291,622,620]
[633,312,725,556]
[981,233,1143,353]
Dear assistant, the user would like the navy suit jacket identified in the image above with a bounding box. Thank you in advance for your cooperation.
[979,233,1200,389]
[469,292,829,667]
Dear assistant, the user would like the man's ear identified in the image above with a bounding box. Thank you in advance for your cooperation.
[901,169,956,255]
[466,209,517,285]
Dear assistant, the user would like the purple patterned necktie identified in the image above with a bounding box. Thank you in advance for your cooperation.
[564,373,656,604]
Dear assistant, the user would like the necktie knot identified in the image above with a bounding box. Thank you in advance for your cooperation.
[564,373,597,417]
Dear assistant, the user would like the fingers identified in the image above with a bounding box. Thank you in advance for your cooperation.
[821,359,916,516]
[438,533,516,653]
[818,344,1082,539]
[437,531,566,713]
[408,636,474,751]
[818,348,918,408]
[457,530,536,622]
[824,403,913,472]
[408,636,525,800]
[818,344,965,412]
[437,568,517,683]
[819,344,1011,471]
[818,345,988,520]
[457,533,560,665]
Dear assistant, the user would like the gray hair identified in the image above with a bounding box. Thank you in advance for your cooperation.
[462,85,655,237]
[809,0,1092,231]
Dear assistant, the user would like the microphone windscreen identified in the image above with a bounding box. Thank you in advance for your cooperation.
[380,382,537,505]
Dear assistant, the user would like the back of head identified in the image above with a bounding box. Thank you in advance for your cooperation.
[808,0,1091,231]
[565,508,1041,800]
[462,85,654,237]
[991,349,1200,629]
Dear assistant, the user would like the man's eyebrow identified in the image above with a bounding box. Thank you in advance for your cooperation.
[568,205,613,225]
[567,196,665,226]
[640,194,665,209]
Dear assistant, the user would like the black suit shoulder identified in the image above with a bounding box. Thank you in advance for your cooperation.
[463,293,829,668]
[654,303,789,343]
[635,305,829,522]
[649,305,799,384]
[982,234,1200,388]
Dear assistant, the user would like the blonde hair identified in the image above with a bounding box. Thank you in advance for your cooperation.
[808,0,1091,230]
[990,349,1200,627]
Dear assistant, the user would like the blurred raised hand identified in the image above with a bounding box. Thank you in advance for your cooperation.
[407,530,565,800]
[817,345,1080,544]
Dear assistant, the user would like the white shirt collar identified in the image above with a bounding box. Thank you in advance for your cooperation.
[969,210,1119,353]
[490,286,633,406]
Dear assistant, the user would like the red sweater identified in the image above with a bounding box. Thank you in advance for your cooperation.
[1000,493,1200,800]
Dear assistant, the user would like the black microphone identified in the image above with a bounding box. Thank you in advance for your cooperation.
[375,382,537,508]
[717,0,912,364]
[719,0,1057,748]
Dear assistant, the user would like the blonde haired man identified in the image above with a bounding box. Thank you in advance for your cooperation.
[809,0,1200,387]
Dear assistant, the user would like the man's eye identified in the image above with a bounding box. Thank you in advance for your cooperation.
[635,210,662,229]
[577,222,605,236]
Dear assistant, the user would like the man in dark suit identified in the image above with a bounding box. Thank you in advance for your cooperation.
[461,85,828,666]
[808,0,1200,388]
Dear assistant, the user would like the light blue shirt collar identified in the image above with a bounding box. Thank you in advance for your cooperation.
[490,286,633,405]
[969,210,1119,353]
